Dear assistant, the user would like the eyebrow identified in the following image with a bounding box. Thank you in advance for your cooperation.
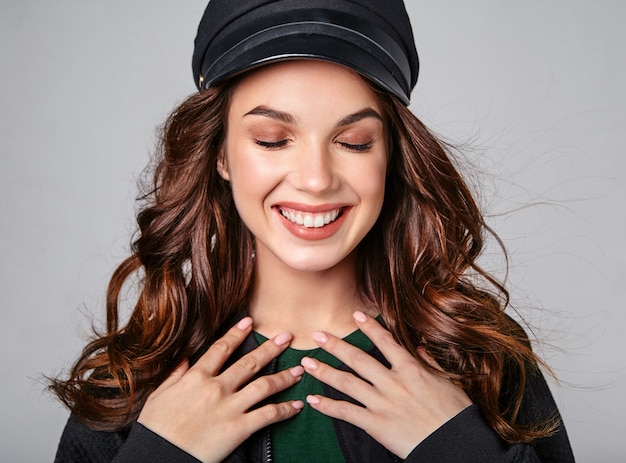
[244,106,295,123]
[243,106,383,127]
[337,108,383,127]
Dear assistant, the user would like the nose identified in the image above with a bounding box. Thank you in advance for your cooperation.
[293,142,339,194]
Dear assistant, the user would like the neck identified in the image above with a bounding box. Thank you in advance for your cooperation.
[248,250,374,349]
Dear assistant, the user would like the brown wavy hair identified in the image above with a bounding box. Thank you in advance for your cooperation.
[51,76,555,443]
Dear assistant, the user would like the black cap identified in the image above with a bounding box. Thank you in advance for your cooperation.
[192,0,419,105]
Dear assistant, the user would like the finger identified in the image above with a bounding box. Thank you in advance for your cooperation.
[352,311,415,367]
[310,330,389,384]
[300,356,377,405]
[220,332,293,390]
[236,365,304,411]
[242,400,304,435]
[305,394,370,430]
[192,317,254,376]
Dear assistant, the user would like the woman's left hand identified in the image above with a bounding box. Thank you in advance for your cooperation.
[300,311,473,459]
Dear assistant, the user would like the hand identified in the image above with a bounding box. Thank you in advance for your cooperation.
[300,311,472,459]
[137,317,304,463]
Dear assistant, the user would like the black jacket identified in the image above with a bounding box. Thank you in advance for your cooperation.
[54,332,575,463]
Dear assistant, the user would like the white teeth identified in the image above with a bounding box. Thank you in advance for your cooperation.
[280,207,342,228]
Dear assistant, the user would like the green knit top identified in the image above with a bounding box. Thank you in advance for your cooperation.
[254,329,372,463]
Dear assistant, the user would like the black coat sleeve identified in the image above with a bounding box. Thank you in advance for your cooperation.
[53,415,201,463]
[404,320,575,463]
[404,405,541,463]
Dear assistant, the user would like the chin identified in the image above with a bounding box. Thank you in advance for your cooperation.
[272,248,353,274]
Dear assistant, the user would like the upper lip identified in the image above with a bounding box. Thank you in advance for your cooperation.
[273,202,350,213]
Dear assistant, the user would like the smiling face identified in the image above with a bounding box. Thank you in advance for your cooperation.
[220,60,388,274]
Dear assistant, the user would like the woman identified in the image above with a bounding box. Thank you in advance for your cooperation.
[52,1,575,462]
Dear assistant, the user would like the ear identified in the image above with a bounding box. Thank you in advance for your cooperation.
[216,150,230,181]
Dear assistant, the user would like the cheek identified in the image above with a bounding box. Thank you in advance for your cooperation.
[353,157,388,204]
[227,171,266,233]
[229,160,277,199]
[224,145,278,215]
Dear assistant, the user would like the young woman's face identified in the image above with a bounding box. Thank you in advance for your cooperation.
[220,60,388,273]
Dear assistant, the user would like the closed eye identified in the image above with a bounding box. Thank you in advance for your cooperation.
[339,142,373,152]
[256,139,289,149]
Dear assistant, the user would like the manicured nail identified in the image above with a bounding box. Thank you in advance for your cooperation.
[312,331,328,344]
[290,365,305,377]
[292,400,305,410]
[353,311,368,323]
[306,395,321,405]
[301,356,318,370]
[273,332,292,346]
[237,317,253,330]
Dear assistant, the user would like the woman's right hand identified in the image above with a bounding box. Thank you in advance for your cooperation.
[137,317,304,463]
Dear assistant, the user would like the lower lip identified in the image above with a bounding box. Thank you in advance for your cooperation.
[276,207,350,240]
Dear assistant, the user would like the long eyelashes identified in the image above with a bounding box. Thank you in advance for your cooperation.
[256,139,289,149]
[339,142,372,152]
[255,140,373,152]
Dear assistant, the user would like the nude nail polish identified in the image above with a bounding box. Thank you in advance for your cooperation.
[237,317,253,330]
[301,357,317,370]
[312,331,328,344]
[273,332,292,346]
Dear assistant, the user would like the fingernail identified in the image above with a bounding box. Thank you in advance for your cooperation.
[301,357,318,370]
[237,317,253,330]
[292,400,305,410]
[290,365,304,377]
[306,395,321,405]
[312,331,328,344]
[273,332,292,346]
[353,311,368,323]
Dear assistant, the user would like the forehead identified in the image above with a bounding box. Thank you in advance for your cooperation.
[227,59,383,119]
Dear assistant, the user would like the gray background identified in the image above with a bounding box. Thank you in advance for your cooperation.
[1,1,624,461]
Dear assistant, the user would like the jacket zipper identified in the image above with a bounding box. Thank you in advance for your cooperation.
[262,358,277,463]
[263,428,272,462]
